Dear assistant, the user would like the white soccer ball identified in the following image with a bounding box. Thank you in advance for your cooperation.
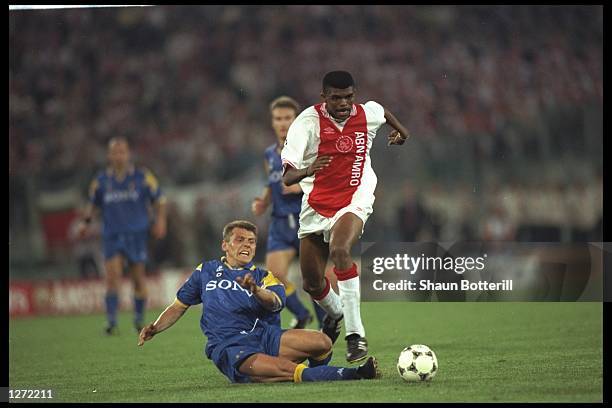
[397,344,438,382]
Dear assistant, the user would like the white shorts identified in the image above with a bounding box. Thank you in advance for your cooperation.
[297,195,374,243]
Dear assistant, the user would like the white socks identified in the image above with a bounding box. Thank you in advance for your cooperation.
[337,276,365,338]
[313,278,343,319]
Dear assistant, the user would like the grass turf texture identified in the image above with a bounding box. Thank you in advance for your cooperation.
[9,302,602,403]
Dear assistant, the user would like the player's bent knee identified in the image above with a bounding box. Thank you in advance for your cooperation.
[329,246,352,267]
[302,278,325,296]
[105,276,120,290]
[133,278,147,293]
[134,288,147,298]
[238,353,263,376]
[315,332,333,354]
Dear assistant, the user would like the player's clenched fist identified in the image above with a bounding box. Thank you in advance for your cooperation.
[306,155,333,176]
[137,323,156,346]
[76,221,90,239]
[235,273,259,294]
[387,130,409,146]
[251,197,267,216]
[151,220,167,240]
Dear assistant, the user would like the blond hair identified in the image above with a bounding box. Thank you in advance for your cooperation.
[269,96,300,115]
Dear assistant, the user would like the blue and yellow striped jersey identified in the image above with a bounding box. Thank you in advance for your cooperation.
[88,166,164,237]
[176,257,286,353]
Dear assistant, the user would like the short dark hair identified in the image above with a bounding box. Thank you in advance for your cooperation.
[322,71,355,92]
[269,96,300,115]
[222,220,258,242]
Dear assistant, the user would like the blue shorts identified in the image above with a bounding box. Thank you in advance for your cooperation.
[208,321,286,383]
[103,231,148,263]
[267,214,300,253]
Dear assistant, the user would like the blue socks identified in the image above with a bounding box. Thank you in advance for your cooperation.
[105,292,147,328]
[308,351,333,368]
[105,292,119,327]
[285,291,310,321]
[134,296,146,327]
[298,365,359,382]
[312,299,326,329]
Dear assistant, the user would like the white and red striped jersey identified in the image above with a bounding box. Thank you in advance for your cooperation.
[281,101,386,218]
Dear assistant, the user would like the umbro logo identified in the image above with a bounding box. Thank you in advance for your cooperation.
[216,266,223,272]
[323,127,335,134]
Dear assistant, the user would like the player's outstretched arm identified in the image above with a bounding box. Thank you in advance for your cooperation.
[252,187,272,216]
[137,299,189,346]
[384,107,411,145]
[282,156,333,186]
[253,159,273,215]
[151,197,167,240]
[236,273,283,312]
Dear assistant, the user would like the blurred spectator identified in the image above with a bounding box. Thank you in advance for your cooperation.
[396,182,428,242]
[148,200,186,271]
[8,5,602,184]
[67,206,102,279]
[193,196,218,261]
[481,204,517,241]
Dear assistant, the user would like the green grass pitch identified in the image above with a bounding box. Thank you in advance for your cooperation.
[9,302,602,402]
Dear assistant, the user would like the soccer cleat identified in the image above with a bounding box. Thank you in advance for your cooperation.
[290,313,314,330]
[346,334,368,363]
[321,314,343,345]
[104,325,119,336]
[356,356,381,380]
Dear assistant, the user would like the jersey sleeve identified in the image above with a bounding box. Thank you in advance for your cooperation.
[176,263,204,306]
[363,101,387,130]
[281,113,313,170]
[259,270,286,312]
[142,168,165,204]
[88,175,103,208]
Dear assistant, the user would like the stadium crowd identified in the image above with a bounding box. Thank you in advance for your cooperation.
[10,6,602,183]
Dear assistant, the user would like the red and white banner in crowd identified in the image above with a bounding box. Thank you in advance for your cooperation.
[9,269,192,318]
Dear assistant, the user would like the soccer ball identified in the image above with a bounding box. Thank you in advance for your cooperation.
[397,344,438,382]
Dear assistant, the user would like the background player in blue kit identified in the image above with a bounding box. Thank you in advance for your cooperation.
[78,137,167,334]
[252,96,326,329]
[137,220,379,383]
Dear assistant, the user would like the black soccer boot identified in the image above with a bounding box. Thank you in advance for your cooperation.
[321,314,343,344]
[346,333,368,363]
[355,356,381,379]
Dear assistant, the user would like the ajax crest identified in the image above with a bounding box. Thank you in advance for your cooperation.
[336,135,353,153]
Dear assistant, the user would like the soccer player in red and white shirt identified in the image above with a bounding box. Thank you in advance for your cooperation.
[281,71,410,363]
